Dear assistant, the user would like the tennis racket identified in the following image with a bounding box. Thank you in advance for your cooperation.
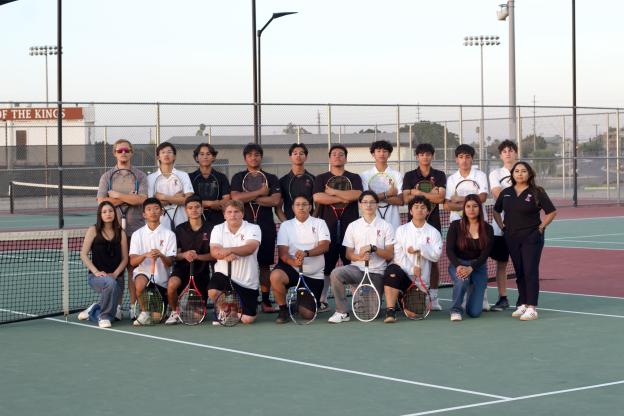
[500,175,512,188]
[194,173,220,202]
[415,179,435,193]
[453,179,480,217]
[108,168,139,230]
[138,258,165,325]
[177,261,206,325]
[368,172,394,220]
[242,171,268,223]
[288,173,314,203]
[402,251,431,320]
[326,175,353,245]
[352,260,381,322]
[214,261,243,327]
[287,264,318,325]
[154,173,184,229]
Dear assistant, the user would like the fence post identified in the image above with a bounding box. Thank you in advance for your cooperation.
[327,104,332,151]
[408,124,413,171]
[617,109,621,204]
[443,121,448,173]
[605,113,610,200]
[562,116,566,199]
[9,182,14,214]
[155,102,161,147]
[396,105,401,172]
[459,105,463,144]
[516,107,522,159]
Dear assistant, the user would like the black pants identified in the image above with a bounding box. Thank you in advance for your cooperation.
[505,229,544,306]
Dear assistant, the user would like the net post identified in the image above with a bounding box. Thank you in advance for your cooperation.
[62,230,70,321]
[9,181,14,214]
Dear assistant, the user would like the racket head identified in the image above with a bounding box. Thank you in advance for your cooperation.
[500,175,512,188]
[454,179,480,197]
[242,171,267,192]
[416,179,434,193]
[326,175,353,209]
[214,290,243,327]
[155,173,184,218]
[287,276,318,325]
[288,174,314,202]
[178,288,206,325]
[109,168,138,194]
[402,284,430,320]
[351,268,381,322]
[195,174,220,201]
[368,173,393,207]
[138,282,165,324]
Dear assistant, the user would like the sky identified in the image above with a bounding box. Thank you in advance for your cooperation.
[0,0,622,138]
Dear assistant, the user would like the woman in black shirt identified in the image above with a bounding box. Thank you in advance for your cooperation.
[446,194,494,321]
[79,201,128,328]
[493,161,556,321]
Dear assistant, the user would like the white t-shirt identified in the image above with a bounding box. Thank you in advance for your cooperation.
[342,216,396,275]
[210,221,261,290]
[360,166,404,231]
[147,167,194,230]
[277,216,331,280]
[129,224,177,287]
[445,167,489,222]
[393,221,443,288]
[489,166,512,236]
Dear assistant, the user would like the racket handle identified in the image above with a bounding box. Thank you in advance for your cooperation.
[227,261,232,278]
[189,260,194,276]
[364,260,369,268]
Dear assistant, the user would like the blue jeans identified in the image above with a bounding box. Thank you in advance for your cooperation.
[87,273,121,321]
[449,260,488,318]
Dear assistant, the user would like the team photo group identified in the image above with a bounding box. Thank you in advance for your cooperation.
[79,136,557,328]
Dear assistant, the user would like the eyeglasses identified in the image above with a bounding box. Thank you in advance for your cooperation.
[115,148,131,154]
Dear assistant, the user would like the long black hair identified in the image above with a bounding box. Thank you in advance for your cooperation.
[457,194,489,252]
[510,161,543,207]
[95,201,122,242]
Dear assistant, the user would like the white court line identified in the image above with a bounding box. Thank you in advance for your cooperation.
[548,232,624,240]
[503,287,624,300]
[553,216,624,222]
[545,239,624,245]
[400,379,624,416]
[545,244,624,251]
[43,317,509,400]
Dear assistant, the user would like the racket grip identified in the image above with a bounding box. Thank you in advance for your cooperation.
[189,261,194,276]
[227,261,232,277]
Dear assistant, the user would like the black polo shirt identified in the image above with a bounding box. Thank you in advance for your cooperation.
[173,221,213,275]
[189,168,230,225]
[402,167,447,230]
[313,170,363,230]
[279,170,315,220]
[494,186,556,236]
[230,169,281,225]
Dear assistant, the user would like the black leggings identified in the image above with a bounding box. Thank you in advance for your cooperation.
[505,229,544,306]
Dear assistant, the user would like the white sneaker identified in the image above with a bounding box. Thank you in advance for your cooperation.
[431,297,442,311]
[78,303,97,321]
[98,319,112,329]
[165,311,180,325]
[482,291,490,311]
[512,304,528,318]
[115,305,123,321]
[520,307,538,321]
[133,311,150,326]
[328,312,350,323]
[450,312,462,321]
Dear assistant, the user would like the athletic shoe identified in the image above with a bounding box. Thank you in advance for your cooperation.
[512,304,528,318]
[115,305,123,321]
[318,301,330,313]
[520,307,538,321]
[133,311,150,326]
[431,298,442,311]
[275,308,290,324]
[98,319,112,329]
[165,311,181,325]
[130,306,137,321]
[261,301,278,313]
[450,312,462,322]
[328,312,350,323]
[491,297,510,311]
[212,319,221,326]
[384,308,397,324]
[482,291,490,311]
[78,303,97,321]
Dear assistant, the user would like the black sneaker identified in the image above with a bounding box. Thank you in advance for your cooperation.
[275,308,290,324]
[491,297,510,311]
[384,308,397,323]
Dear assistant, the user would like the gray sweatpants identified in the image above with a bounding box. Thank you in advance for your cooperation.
[330,264,385,313]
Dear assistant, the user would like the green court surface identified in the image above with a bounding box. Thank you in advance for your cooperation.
[1,287,622,416]
[544,216,624,250]
[0,213,95,230]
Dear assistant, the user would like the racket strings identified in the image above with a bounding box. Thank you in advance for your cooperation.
[215,291,243,326]
[352,286,380,321]
[288,287,317,324]
[178,290,205,324]
[403,288,428,318]
[140,286,164,324]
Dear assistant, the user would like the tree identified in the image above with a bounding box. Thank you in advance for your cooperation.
[283,123,311,134]
[399,120,460,149]
[358,127,383,134]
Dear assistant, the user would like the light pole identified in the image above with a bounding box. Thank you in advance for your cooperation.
[497,1,516,142]
[29,45,59,205]
[463,35,500,168]
[256,11,297,144]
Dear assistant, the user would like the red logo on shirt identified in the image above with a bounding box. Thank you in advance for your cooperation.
[240,234,245,241]
[312,227,316,234]
[159,239,164,247]
[203,233,209,240]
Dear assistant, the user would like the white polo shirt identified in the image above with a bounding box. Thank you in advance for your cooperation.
[342,216,395,275]
[393,221,443,287]
[445,167,489,222]
[277,216,331,280]
[129,223,177,287]
[360,166,404,231]
[489,166,512,236]
[210,221,261,290]
[147,167,194,230]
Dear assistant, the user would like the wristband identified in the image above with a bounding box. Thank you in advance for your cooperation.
[304,250,310,257]
[370,244,377,253]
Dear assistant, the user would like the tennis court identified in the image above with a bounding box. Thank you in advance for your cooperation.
[1,212,622,416]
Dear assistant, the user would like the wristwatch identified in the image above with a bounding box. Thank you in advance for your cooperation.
[369,244,377,253]
[304,250,310,257]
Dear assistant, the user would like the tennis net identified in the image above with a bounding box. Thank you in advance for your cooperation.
[9,181,99,213]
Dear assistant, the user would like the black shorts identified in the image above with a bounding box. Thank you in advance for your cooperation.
[490,235,510,262]
[170,266,210,297]
[383,263,413,293]
[273,261,324,302]
[257,223,277,267]
[208,272,258,316]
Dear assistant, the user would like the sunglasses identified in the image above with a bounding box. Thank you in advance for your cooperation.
[115,148,132,154]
